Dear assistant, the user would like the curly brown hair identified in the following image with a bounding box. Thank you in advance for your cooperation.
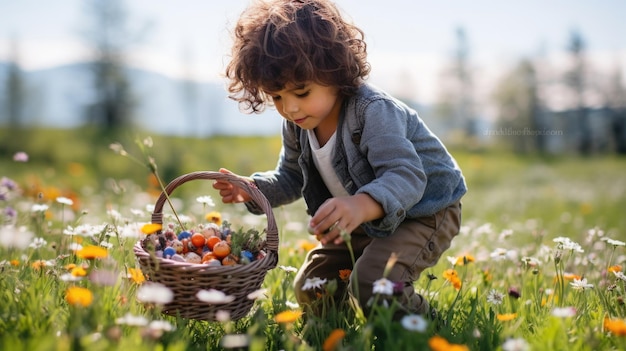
[225,0,370,113]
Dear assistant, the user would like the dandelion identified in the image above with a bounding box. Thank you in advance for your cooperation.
[76,245,108,260]
[136,283,174,305]
[205,211,222,226]
[140,223,162,235]
[196,289,236,304]
[322,329,346,351]
[372,278,394,296]
[301,277,327,291]
[274,310,303,323]
[71,266,88,277]
[604,317,626,336]
[570,278,594,291]
[497,313,517,321]
[502,338,530,351]
[401,314,428,332]
[298,239,317,252]
[65,286,94,307]
[487,289,506,305]
[551,306,577,318]
[428,335,469,351]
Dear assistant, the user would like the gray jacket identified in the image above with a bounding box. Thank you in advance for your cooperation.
[248,83,467,238]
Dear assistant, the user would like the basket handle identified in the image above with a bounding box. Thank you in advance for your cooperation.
[150,171,279,252]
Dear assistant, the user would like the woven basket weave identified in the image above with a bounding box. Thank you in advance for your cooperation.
[133,171,279,321]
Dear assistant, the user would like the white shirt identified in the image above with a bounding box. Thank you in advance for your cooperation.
[307,129,350,197]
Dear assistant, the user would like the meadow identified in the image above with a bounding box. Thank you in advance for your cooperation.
[1,129,626,351]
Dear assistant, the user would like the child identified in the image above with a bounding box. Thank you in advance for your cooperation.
[213,0,466,320]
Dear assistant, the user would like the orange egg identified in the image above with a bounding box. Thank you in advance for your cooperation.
[181,238,190,254]
[206,236,221,250]
[213,241,231,259]
[191,233,206,248]
[222,254,239,266]
[202,252,217,263]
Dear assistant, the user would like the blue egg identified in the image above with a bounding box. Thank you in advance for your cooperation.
[241,250,254,261]
[177,231,192,240]
[163,247,176,258]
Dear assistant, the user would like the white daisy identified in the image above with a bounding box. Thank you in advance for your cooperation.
[136,283,174,305]
[486,289,505,305]
[196,289,236,304]
[570,278,594,291]
[401,314,428,332]
[115,313,149,326]
[56,197,74,206]
[196,196,215,206]
[372,278,394,296]
[301,277,327,291]
[551,306,577,318]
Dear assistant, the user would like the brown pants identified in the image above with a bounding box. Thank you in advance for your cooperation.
[294,201,462,317]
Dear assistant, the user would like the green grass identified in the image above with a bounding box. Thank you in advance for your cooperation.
[1,128,626,350]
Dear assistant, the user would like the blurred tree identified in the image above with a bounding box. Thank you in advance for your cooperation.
[492,59,545,154]
[434,27,478,144]
[564,29,591,155]
[604,63,626,154]
[4,37,26,129]
[81,0,138,137]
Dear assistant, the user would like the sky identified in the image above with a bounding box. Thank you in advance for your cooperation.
[1,0,625,104]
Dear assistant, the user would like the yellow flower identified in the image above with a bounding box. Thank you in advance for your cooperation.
[76,245,108,260]
[71,266,88,277]
[455,254,475,265]
[128,268,146,284]
[65,286,93,307]
[141,223,162,235]
[205,211,222,226]
[65,263,77,271]
[428,335,469,351]
[299,240,317,252]
[31,260,49,270]
[604,317,626,336]
[323,329,346,351]
[274,310,303,324]
[497,313,518,321]
[10,259,19,266]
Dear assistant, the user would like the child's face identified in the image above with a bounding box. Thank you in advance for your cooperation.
[265,82,343,131]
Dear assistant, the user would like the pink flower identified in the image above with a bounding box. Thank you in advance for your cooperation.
[13,152,28,162]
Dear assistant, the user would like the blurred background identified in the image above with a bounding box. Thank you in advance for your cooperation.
[1,0,625,187]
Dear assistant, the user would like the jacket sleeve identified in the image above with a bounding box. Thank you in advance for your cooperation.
[245,120,304,214]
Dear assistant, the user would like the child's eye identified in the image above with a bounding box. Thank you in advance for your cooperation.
[270,95,281,101]
[295,91,310,98]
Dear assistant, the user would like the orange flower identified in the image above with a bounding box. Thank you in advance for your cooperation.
[497,313,518,321]
[205,211,222,226]
[608,265,622,273]
[31,260,50,270]
[604,317,626,336]
[141,223,162,235]
[323,329,346,351]
[128,268,145,284]
[561,272,582,281]
[10,259,19,266]
[443,269,462,290]
[65,263,77,271]
[274,310,303,324]
[339,269,352,282]
[76,245,108,260]
[71,266,88,277]
[428,335,469,351]
[65,286,93,307]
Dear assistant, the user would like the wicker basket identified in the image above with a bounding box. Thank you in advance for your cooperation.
[133,171,279,321]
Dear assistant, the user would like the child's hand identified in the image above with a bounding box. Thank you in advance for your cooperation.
[212,168,253,204]
[309,193,383,245]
